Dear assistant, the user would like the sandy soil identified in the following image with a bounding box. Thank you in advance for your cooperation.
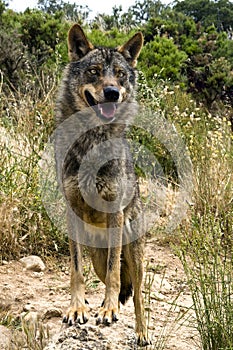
[0,234,200,350]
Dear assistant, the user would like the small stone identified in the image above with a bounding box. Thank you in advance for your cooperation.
[32,271,44,278]
[19,255,46,272]
[43,308,63,320]
[23,303,34,312]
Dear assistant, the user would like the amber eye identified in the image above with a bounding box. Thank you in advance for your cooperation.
[118,70,125,78]
[89,68,97,75]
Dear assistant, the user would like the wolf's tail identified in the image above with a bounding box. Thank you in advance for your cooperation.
[119,258,133,304]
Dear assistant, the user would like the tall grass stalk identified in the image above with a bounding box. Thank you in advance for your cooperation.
[177,214,233,350]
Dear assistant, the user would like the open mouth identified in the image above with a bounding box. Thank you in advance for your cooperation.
[84,90,117,122]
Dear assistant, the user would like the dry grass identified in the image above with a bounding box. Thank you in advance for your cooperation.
[0,71,68,260]
[139,76,233,349]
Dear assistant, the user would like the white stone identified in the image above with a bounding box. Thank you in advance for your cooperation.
[19,255,46,272]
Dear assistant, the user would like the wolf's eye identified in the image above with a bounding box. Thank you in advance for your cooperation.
[118,71,125,78]
[89,68,97,75]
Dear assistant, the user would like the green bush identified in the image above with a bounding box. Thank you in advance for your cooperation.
[138,36,187,83]
[18,9,69,67]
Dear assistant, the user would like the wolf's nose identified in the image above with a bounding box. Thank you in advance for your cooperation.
[104,86,120,102]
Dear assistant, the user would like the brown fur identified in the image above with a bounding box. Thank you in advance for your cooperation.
[55,24,150,346]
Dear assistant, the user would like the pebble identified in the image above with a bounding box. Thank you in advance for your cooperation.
[19,255,46,272]
[43,307,63,320]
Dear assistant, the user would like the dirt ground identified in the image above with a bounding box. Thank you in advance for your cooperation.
[0,233,200,350]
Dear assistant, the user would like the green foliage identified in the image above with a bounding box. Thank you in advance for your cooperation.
[127,0,165,23]
[1,0,232,108]
[139,4,233,107]
[0,28,27,88]
[214,31,233,65]
[185,32,233,108]
[18,9,68,65]
[142,11,198,44]
[0,0,7,18]
[91,0,166,31]
[38,0,90,22]
[88,27,139,47]
[0,6,69,92]
[174,0,233,31]
[139,36,187,82]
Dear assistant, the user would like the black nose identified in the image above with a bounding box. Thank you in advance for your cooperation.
[103,86,120,102]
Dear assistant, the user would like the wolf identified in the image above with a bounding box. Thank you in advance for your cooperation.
[55,24,150,346]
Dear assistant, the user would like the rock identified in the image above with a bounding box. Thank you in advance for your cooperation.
[23,303,35,312]
[0,325,11,349]
[19,255,46,272]
[21,311,39,324]
[44,325,113,350]
[43,307,63,320]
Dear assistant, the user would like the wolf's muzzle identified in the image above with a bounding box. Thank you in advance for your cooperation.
[104,86,120,102]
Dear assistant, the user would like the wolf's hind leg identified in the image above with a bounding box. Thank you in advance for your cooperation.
[123,237,151,347]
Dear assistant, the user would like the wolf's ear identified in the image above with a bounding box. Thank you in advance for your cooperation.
[118,32,143,67]
[68,24,94,61]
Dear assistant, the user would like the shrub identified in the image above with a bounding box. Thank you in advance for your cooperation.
[138,36,187,83]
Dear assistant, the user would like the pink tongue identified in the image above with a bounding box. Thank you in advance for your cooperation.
[98,103,116,119]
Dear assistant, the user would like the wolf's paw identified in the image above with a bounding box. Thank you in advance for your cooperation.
[95,303,119,326]
[63,303,89,326]
[137,332,151,347]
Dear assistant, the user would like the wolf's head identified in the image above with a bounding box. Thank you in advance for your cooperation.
[64,24,143,123]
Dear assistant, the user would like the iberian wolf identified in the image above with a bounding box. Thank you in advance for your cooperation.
[55,24,150,346]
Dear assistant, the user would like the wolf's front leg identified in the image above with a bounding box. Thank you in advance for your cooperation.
[96,211,123,325]
[63,239,89,325]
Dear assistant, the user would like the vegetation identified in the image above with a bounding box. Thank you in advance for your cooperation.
[0,0,232,348]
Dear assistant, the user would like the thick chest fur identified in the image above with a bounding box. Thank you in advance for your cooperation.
[62,125,138,213]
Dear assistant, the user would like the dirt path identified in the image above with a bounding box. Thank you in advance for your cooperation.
[0,237,199,349]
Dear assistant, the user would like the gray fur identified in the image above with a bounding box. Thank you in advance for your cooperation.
[55,24,150,346]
